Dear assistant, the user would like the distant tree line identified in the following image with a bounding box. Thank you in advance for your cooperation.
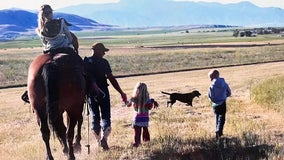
[233,27,284,37]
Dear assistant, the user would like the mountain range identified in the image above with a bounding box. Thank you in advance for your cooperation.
[0,0,284,38]
[58,0,284,27]
[0,9,112,38]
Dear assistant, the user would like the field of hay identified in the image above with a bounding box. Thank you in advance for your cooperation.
[0,61,283,160]
[0,30,284,159]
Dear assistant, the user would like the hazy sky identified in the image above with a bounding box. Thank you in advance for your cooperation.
[0,0,283,10]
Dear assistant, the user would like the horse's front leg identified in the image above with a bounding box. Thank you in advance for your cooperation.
[66,115,77,160]
[73,115,83,152]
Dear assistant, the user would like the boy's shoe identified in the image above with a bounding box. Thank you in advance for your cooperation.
[216,131,223,139]
[100,138,109,150]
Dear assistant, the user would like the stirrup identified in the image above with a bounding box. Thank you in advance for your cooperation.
[21,90,30,104]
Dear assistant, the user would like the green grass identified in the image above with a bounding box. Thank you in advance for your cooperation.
[77,31,283,47]
[1,29,283,49]
[0,39,42,49]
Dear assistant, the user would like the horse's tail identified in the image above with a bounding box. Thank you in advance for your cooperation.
[42,62,60,131]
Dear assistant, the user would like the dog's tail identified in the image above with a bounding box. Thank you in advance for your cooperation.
[161,91,171,95]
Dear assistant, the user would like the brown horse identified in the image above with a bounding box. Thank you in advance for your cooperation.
[27,53,85,160]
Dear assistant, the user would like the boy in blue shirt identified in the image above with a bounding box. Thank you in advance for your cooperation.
[208,69,231,139]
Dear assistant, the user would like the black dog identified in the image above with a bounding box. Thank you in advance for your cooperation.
[161,90,201,107]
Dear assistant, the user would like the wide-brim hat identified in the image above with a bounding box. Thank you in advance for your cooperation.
[91,43,109,52]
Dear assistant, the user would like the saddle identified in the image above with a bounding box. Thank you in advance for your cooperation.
[43,47,75,57]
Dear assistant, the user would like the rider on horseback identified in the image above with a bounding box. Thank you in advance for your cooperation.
[36,4,76,56]
[21,4,80,104]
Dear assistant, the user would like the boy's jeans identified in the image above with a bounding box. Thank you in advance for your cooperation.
[213,102,226,135]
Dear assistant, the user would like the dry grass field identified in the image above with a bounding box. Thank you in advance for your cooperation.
[0,31,284,159]
[0,60,283,159]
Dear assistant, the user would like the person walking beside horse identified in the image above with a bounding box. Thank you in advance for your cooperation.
[84,42,127,150]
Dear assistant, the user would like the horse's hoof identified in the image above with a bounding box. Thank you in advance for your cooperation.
[63,147,68,154]
[73,143,81,153]
[68,155,75,160]
[46,156,54,160]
